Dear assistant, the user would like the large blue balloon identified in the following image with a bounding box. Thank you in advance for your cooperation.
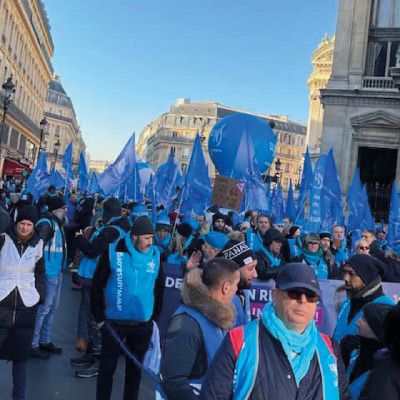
[208,113,277,176]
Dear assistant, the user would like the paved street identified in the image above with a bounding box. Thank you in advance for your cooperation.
[0,273,154,400]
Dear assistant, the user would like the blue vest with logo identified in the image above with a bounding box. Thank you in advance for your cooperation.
[37,217,65,277]
[333,294,394,343]
[104,235,160,322]
[78,225,126,279]
[233,290,251,327]
[233,319,340,400]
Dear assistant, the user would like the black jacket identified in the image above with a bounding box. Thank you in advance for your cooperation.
[255,250,284,280]
[359,352,400,399]
[200,323,350,400]
[90,236,163,324]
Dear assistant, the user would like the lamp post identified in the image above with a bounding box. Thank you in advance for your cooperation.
[274,158,281,184]
[0,75,15,170]
[295,165,302,190]
[51,139,60,171]
[37,116,48,163]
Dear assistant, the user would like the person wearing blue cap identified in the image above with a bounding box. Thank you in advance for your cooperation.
[202,232,229,263]
[155,213,172,261]
[200,263,350,400]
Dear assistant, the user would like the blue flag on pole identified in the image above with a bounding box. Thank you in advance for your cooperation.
[181,134,212,217]
[88,171,101,195]
[78,153,89,192]
[49,169,65,190]
[62,141,74,179]
[98,133,137,196]
[25,152,50,200]
[320,149,344,228]
[347,168,365,233]
[155,149,183,209]
[145,174,157,224]
[388,183,400,246]
[285,179,296,221]
[296,147,314,222]
[362,184,375,230]
[269,182,285,222]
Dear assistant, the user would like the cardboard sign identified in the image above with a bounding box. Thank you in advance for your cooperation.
[211,175,245,211]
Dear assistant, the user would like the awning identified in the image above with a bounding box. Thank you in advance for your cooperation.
[2,159,32,177]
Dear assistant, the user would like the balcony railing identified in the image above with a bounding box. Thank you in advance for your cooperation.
[362,76,396,90]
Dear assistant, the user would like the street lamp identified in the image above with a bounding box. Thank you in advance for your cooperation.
[51,139,60,171]
[37,116,48,163]
[0,75,15,164]
[296,165,302,190]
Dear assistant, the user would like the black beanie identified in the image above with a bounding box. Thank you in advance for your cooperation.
[319,231,332,240]
[48,196,66,212]
[264,228,284,246]
[16,206,38,224]
[345,254,385,285]
[221,240,256,267]
[212,212,226,225]
[177,222,193,238]
[103,198,121,217]
[363,303,394,342]
[131,216,154,236]
[289,225,300,237]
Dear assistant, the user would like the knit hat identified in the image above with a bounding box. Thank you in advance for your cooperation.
[48,196,66,212]
[363,303,394,342]
[304,233,321,246]
[263,228,284,246]
[102,197,121,223]
[212,212,226,225]
[177,222,193,238]
[289,225,301,237]
[221,240,256,267]
[345,254,385,285]
[319,231,332,240]
[204,232,229,250]
[16,206,38,224]
[131,216,154,236]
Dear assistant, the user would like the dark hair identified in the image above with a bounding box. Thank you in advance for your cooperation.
[244,210,256,219]
[385,304,400,361]
[202,258,239,289]
[364,229,376,238]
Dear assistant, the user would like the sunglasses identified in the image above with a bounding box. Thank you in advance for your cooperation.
[358,246,369,250]
[284,288,319,303]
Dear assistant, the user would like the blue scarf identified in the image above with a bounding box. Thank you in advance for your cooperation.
[333,240,348,265]
[155,233,171,250]
[302,248,328,279]
[262,303,318,386]
[261,247,281,267]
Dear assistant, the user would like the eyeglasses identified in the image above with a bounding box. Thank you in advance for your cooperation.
[358,246,369,250]
[284,288,319,303]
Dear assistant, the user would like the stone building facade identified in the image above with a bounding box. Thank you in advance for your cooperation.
[44,76,85,172]
[137,98,307,191]
[319,0,400,219]
[0,0,54,175]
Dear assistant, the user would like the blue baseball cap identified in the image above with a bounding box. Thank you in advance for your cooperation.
[276,263,320,296]
[204,232,229,251]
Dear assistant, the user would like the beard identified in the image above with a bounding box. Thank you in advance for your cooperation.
[239,276,252,290]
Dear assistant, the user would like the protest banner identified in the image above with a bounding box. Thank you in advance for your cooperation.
[211,175,245,211]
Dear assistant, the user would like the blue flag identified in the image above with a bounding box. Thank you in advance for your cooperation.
[388,183,400,246]
[49,169,65,190]
[123,161,142,202]
[145,174,157,224]
[307,153,327,232]
[320,149,344,228]
[25,152,50,200]
[98,133,137,196]
[362,184,375,230]
[269,182,285,222]
[347,168,365,233]
[181,134,212,217]
[155,149,183,209]
[78,153,89,192]
[88,171,101,195]
[62,141,74,178]
[296,146,314,222]
[285,179,296,221]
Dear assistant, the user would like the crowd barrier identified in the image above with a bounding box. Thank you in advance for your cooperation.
[157,263,400,340]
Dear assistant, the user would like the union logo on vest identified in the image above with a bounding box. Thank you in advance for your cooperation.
[147,260,156,273]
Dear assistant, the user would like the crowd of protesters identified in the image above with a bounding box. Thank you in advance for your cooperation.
[0,182,399,399]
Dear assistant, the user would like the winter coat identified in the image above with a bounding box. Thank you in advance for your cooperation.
[160,268,236,400]
[200,321,350,400]
[0,227,45,361]
[255,249,285,280]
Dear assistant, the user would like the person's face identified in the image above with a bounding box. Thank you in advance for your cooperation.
[197,215,206,227]
[320,237,330,250]
[250,214,258,228]
[202,242,219,261]
[16,220,34,239]
[257,217,270,234]
[214,218,225,230]
[377,232,386,241]
[293,228,301,238]
[239,260,258,289]
[356,316,378,340]
[269,240,282,254]
[333,227,344,241]
[273,288,318,333]
[361,231,374,245]
[121,208,129,217]
[52,206,68,220]
[220,270,241,306]
[307,240,320,253]
[133,234,154,252]
[356,239,370,255]
[157,228,169,241]
[0,192,6,198]
[342,265,366,293]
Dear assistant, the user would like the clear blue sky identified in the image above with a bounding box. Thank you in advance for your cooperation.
[44,0,338,161]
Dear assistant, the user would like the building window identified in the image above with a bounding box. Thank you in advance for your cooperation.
[371,0,400,28]
[366,40,400,76]
[181,163,187,174]
[285,163,290,173]
[183,147,189,156]
[172,131,177,140]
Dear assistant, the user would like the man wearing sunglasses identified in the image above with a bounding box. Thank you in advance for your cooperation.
[200,263,350,400]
